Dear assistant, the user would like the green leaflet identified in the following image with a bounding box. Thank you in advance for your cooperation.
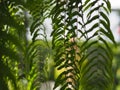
[83,0,90,7]
[102,6,110,14]
[87,5,102,18]
[53,71,66,89]
[99,45,113,62]
[99,28,116,44]
[83,0,98,12]
[100,19,110,30]
[32,29,40,42]
[80,23,99,39]
[103,0,111,12]
[100,12,110,26]
[30,18,41,35]
[99,37,113,57]
[86,15,99,25]
[55,58,65,67]
[79,48,97,65]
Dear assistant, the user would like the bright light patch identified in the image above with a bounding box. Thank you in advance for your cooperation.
[109,0,120,9]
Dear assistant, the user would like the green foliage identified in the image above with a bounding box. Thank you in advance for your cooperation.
[51,0,115,90]
[0,0,116,90]
[0,0,51,90]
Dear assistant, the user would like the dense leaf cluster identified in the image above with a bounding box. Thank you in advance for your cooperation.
[0,0,51,90]
[51,0,115,90]
[0,0,116,90]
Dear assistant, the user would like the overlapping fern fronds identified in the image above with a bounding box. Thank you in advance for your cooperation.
[0,1,23,89]
[0,0,51,90]
[51,0,115,90]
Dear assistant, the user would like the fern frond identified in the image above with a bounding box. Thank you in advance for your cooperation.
[79,0,115,90]
[51,0,115,90]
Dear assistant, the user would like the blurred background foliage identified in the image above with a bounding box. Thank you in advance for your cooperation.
[112,43,120,90]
